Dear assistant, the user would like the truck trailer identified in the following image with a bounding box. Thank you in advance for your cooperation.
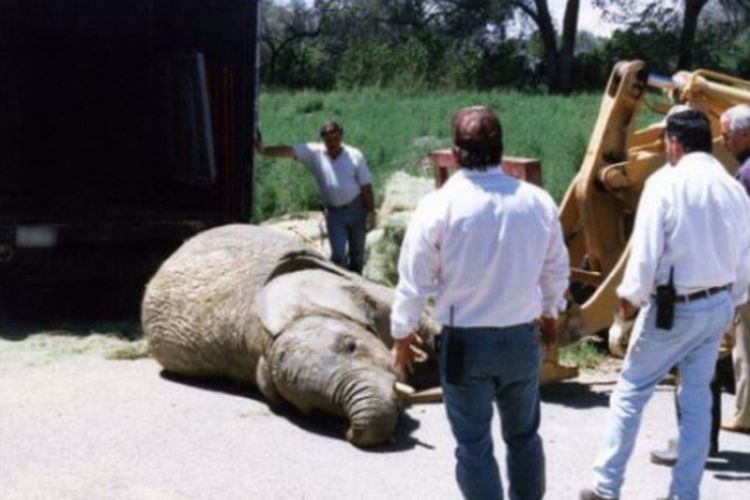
[0,0,260,319]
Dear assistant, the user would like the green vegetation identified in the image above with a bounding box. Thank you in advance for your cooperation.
[559,338,608,370]
[261,1,750,95]
[255,89,603,221]
[107,342,151,361]
[56,321,143,341]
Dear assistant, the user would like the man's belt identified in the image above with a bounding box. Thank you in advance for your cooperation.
[325,196,360,211]
[673,284,731,303]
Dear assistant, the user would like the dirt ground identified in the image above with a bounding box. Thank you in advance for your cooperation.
[1,330,748,500]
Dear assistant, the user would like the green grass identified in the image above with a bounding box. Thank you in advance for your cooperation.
[559,337,608,369]
[106,342,150,360]
[53,321,143,340]
[255,88,606,221]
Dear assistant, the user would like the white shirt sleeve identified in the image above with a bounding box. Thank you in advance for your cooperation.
[390,196,442,339]
[539,208,570,317]
[355,153,373,186]
[292,143,316,168]
[617,180,667,306]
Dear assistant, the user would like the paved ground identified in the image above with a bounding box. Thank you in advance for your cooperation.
[1,333,748,500]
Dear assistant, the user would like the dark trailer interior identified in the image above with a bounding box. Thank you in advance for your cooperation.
[0,0,259,320]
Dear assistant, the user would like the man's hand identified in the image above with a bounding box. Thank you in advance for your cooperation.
[391,332,423,381]
[537,316,557,346]
[619,298,639,320]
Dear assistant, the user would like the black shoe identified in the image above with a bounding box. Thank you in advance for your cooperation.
[579,488,617,500]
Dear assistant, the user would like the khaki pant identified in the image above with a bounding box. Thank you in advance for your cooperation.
[732,302,750,426]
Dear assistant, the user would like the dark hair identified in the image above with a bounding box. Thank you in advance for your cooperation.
[451,106,503,170]
[320,121,343,136]
[665,109,713,154]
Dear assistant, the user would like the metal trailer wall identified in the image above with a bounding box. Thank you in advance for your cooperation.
[0,0,259,317]
[0,0,258,221]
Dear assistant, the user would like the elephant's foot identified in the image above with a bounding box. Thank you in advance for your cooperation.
[256,356,282,404]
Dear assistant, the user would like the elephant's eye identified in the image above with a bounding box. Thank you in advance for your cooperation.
[335,336,359,354]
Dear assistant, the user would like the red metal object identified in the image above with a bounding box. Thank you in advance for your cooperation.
[430,149,543,188]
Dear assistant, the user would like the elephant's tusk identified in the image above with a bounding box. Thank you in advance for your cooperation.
[394,383,444,405]
[393,381,416,399]
[407,387,443,404]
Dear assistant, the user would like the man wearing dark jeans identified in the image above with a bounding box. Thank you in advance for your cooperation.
[391,106,569,499]
[255,121,375,273]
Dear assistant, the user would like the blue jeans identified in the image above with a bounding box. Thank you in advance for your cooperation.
[440,324,544,500]
[592,292,733,500]
[325,198,367,273]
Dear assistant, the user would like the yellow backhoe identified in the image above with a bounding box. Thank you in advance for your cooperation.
[555,60,750,367]
[428,60,750,386]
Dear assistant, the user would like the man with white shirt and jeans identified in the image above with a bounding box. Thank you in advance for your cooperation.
[580,109,750,500]
[391,106,569,500]
[255,121,375,273]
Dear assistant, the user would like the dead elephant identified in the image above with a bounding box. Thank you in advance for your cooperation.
[142,224,432,447]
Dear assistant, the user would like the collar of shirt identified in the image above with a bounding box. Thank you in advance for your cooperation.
[452,165,505,179]
[320,142,346,161]
[674,151,717,170]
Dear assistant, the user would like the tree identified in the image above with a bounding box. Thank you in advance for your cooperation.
[677,0,710,68]
[259,0,326,85]
[508,1,581,93]
[593,0,710,70]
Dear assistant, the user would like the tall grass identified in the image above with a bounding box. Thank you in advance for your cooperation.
[254,88,605,221]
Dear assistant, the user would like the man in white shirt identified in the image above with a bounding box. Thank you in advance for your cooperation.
[255,121,375,273]
[720,104,750,434]
[391,106,569,500]
[581,109,750,500]
[649,104,750,466]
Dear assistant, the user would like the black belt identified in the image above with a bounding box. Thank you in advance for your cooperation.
[325,197,360,211]
[673,284,731,303]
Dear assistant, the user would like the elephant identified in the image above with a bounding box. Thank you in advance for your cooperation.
[141,224,434,447]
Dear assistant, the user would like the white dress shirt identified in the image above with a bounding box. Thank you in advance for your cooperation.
[390,166,570,339]
[618,152,750,307]
[293,143,372,207]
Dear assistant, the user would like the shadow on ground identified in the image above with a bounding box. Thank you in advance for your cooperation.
[160,369,424,453]
[540,381,611,408]
[707,450,750,477]
[0,281,143,340]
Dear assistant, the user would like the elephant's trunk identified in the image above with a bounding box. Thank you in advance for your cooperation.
[333,370,400,447]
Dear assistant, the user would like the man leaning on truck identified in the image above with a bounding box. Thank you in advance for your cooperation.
[255,122,375,274]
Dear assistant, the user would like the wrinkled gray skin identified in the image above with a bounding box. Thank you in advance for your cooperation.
[142,224,432,447]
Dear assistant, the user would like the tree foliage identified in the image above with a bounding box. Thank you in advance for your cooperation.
[259,0,750,93]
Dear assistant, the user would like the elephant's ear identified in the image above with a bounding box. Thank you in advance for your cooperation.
[256,269,374,338]
[263,250,351,285]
